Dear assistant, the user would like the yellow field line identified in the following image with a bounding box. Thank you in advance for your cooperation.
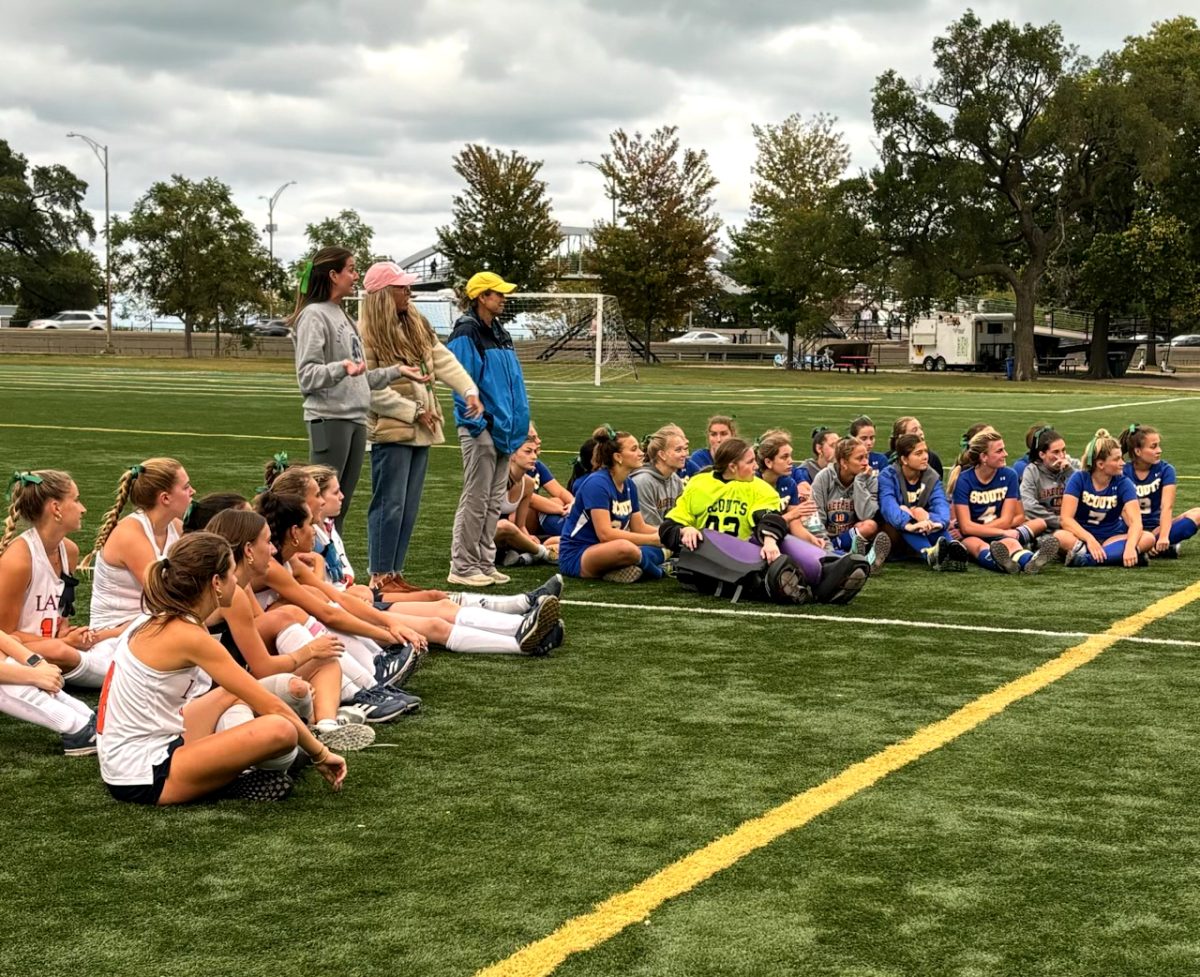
[475,577,1200,977]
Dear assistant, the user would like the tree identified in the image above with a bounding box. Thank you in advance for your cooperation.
[0,140,101,319]
[590,126,721,350]
[436,145,561,290]
[113,175,271,356]
[870,11,1122,380]
[727,114,864,365]
[302,209,381,280]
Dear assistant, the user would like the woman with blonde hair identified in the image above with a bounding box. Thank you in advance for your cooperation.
[630,424,688,528]
[1061,429,1155,567]
[85,457,195,632]
[359,262,483,592]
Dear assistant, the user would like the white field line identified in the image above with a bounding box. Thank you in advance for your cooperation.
[560,598,1200,649]
[1055,397,1199,413]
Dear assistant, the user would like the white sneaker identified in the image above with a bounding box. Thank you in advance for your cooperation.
[484,568,511,584]
[314,719,376,752]
[336,703,372,725]
[447,571,495,587]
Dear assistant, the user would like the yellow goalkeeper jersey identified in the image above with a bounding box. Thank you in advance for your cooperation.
[665,473,783,539]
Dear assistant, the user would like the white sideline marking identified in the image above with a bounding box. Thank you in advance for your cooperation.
[1055,397,1197,413]
[560,598,1200,649]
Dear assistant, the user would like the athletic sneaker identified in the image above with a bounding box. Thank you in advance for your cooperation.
[499,549,524,568]
[1160,543,1182,559]
[866,534,891,576]
[1064,540,1086,567]
[941,538,970,572]
[989,539,1021,574]
[602,565,643,583]
[515,595,561,654]
[61,714,97,757]
[527,573,564,604]
[350,686,422,723]
[1022,535,1060,575]
[448,571,494,587]
[313,718,376,752]
[529,620,566,657]
[484,567,511,584]
[373,645,418,688]
[336,702,372,725]
[220,769,293,802]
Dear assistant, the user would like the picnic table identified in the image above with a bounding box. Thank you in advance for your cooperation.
[834,355,878,374]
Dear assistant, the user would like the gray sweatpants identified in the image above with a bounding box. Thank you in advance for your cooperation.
[307,418,366,534]
[450,427,509,576]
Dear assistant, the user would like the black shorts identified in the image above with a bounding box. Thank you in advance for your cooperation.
[106,736,185,806]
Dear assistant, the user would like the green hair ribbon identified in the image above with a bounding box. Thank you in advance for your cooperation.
[183,501,195,525]
[129,464,145,479]
[273,451,289,474]
[603,424,617,440]
[7,471,43,498]
[1127,423,1139,435]
[298,260,314,294]
[255,485,270,496]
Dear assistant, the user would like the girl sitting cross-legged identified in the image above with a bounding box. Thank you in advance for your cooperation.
[1060,429,1155,568]
[878,434,969,571]
[1119,423,1200,558]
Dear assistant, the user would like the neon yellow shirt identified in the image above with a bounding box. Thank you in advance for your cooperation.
[665,472,783,540]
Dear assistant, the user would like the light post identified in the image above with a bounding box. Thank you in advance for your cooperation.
[578,159,616,224]
[66,132,113,354]
[260,180,297,315]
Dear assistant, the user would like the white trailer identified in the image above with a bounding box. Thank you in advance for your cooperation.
[909,312,1015,371]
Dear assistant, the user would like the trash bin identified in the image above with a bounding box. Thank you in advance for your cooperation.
[1005,356,1014,381]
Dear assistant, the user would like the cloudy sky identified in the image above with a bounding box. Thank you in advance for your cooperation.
[2,0,1189,269]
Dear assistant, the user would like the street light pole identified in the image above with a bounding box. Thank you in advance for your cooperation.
[260,181,297,315]
[66,132,113,354]
[578,159,616,224]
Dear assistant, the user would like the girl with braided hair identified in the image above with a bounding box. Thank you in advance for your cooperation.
[0,471,123,686]
[86,458,194,631]
[1060,429,1155,567]
[1120,423,1200,557]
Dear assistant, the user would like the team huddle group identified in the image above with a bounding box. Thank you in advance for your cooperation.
[1,245,1194,807]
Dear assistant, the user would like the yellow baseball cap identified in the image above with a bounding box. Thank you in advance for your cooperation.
[465,271,518,299]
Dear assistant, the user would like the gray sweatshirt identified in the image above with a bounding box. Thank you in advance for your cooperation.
[629,463,684,527]
[1020,458,1080,529]
[810,466,879,541]
[293,302,402,423]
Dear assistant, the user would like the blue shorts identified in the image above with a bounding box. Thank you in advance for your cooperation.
[557,543,584,579]
[106,735,185,806]
[539,513,566,537]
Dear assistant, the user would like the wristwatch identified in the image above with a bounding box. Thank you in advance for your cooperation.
[25,654,44,667]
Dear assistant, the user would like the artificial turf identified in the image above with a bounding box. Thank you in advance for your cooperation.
[2,358,1199,977]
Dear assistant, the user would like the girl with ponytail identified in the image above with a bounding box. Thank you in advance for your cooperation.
[86,458,194,631]
[97,531,348,805]
[1120,424,1200,558]
[1060,429,1155,567]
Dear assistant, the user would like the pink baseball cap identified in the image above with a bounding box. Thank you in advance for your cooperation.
[363,261,419,293]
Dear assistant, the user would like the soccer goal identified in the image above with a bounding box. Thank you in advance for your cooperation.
[499,292,640,386]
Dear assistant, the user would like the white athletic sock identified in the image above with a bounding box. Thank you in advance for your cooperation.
[255,746,299,772]
[215,702,254,733]
[445,624,520,655]
[62,637,119,688]
[274,623,317,657]
[455,592,531,614]
[456,605,523,636]
[337,653,375,699]
[339,633,379,669]
[0,684,92,734]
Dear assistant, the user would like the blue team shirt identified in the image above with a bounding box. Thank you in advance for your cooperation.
[1012,457,1029,481]
[1123,460,1176,530]
[767,473,800,506]
[1064,470,1137,540]
[952,466,1021,526]
[560,470,639,553]
[527,459,556,492]
[685,448,713,478]
[867,451,889,473]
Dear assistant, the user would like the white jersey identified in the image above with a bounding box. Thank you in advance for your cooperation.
[97,617,206,785]
[16,528,69,639]
[89,512,180,629]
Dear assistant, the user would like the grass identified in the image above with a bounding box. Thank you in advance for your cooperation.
[3,358,1200,977]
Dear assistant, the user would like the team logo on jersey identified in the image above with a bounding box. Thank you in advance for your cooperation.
[1134,478,1161,498]
[969,487,1008,505]
[34,593,60,613]
[707,499,749,517]
[611,498,633,518]
[1081,491,1119,511]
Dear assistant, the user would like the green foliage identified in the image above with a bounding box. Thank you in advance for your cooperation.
[112,175,272,356]
[0,139,101,319]
[591,126,721,341]
[436,144,561,290]
[300,208,382,282]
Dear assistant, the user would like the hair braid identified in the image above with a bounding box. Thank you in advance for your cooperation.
[0,499,21,557]
[82,469,136,569]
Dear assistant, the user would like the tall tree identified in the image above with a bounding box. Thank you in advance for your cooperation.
[302,209,381,279]
[591,126,720,349]
[0,140,101,319]
[113,175,271,356]
[436,145,560,290]
[727,114,863,365]
[870,11,1120,380]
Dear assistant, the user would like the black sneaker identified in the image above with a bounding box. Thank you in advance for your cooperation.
[351,685,422,723]
[61,714,97,756]
[943,539,970,572]
[989,540,1021,574]
[526,573,564,604]
[1023,535,1059,574]
[529,620,565,657]
[374,645,419,688]
[866,534,891,576]
[515,595,560,654]
[219,769,293,802]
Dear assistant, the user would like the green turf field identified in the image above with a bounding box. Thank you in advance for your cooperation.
[3,358,1200,977]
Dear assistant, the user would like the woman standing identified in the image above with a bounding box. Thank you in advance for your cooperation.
[360,262,483,591]
[291,247,429,533]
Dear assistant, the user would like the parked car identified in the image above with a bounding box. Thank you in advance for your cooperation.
[666,330,732,344]
[28,311,106,330]
[251,319,291,337]
[1170,334,1200,347]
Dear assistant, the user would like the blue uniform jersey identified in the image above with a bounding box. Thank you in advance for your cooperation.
[767,473,800,507]
[560,471,639,553]
[1123,460,1176,530]
[1064,470,1137,540]
[952,466,1020,527]
[527,459,556,492]
[685,448,713,478]
[1012,457,1029,481]
[867,451,889,473]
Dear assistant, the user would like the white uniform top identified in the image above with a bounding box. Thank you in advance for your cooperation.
[16,528,69,639]
[97,617,206,785]
[89,512,180,629]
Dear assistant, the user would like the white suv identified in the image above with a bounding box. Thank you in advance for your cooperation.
[28,311,106,330]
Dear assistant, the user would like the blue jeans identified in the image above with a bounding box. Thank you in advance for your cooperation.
[367,442,430,575]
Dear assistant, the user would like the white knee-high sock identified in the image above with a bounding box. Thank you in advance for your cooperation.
[215,702,254,733]
[454,592,531,614]
[339,633,380,668]
[62,637,119,688]
[445,624,521,655]
[0,684,92,734]
[337,653,375,698]
[456,605,524,636]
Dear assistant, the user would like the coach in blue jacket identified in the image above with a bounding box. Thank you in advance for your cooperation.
[445,271,532,587]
